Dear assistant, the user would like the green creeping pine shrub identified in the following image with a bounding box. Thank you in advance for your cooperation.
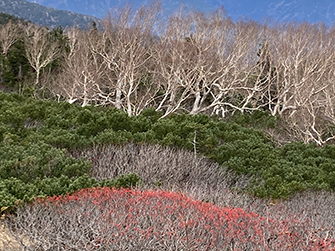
[216,141,335,199]
[0,141,91,182]
[225,109,278,129]
[0,173,142,209]
[2,91,335,199]
[95,129,134,145]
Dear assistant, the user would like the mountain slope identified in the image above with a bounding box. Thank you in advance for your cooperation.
[0,0,100,28]
[26,0,217,19]
[0,12,29,25]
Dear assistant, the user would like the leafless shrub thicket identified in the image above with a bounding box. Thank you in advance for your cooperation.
[270,190,335,241]
[77,143,246,187]
[75,142,256,208]
[3,143,335,250]
[6,187,334,251]
[74,143,335,240]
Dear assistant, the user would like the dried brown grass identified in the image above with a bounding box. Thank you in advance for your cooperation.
[0,221,22,251]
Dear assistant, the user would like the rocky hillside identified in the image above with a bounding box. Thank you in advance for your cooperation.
[0,0,100,28]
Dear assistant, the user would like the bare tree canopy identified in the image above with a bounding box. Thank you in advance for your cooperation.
[24,24,62,88]
[13,3,334,145]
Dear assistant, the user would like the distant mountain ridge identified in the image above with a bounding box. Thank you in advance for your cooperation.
[0,0,99,28]
[25,0,335,26]
[26,0,218,19]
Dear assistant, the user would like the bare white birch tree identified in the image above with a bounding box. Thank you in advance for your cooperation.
[54,27,106,106]
[23,4,335,146]
[186,9,235,115]
[0,21,21,57]
[263,22,335,144]
[0,21,21,90]
[24,24,62,88]
[91,2,161,115]
[207,20,264,116]
[152,9,197,117]
[153,9,264,118]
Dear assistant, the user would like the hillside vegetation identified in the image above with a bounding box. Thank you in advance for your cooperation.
[1,91,335,207]
[6,187,334,250]
[1,3,335,250]
[1,3,335,145]
[0,13,29,26]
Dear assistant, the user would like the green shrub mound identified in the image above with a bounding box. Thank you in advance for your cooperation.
[0,142,90,182]
[0,173,141,209]
[1,92,335,201]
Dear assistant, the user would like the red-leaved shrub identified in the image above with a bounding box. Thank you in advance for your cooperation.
[6,187,335,251]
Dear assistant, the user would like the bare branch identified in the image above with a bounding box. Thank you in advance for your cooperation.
[24,24,62,87]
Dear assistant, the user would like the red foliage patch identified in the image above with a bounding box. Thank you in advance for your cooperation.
[21,187,335,250]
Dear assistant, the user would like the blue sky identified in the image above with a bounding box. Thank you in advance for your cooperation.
[27,0,335,26]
